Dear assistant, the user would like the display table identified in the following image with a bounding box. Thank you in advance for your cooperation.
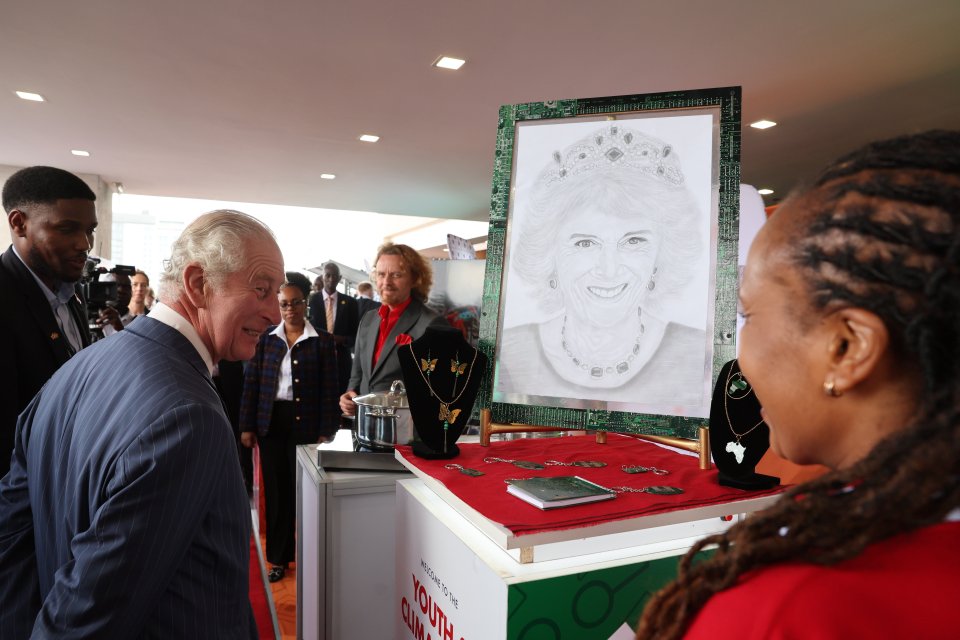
[295,433,412,640]
[394,435,783,639]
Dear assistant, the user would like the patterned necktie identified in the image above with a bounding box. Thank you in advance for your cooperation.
[326,295,335,333]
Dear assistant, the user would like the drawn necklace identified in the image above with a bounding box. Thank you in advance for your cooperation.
[723,362,765,464]
[410,343,479,450]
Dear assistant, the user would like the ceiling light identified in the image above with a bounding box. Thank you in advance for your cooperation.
[757,188,774,195]
[750,120,777,130]
[359,134,380,143]
[433,56,466,70]
[15,91,45,102]
[71,149,90,157]
[320,174,336,180]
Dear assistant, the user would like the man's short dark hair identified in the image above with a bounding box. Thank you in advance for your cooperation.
[2,166,96,214]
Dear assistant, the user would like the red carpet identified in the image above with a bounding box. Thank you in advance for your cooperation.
[250,446,276,639]
[250,533,275,639]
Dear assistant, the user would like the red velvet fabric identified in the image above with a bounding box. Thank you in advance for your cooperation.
[396,433,784,536]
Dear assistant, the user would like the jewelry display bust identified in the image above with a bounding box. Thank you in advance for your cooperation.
[708,359,779,490]
[399,326,487,459]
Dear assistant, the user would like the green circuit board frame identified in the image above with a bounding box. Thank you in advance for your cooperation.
[477,86,741,440]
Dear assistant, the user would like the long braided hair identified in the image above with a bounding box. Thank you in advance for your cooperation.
[636,130,960,640]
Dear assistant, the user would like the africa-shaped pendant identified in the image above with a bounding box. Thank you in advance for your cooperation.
[726,440,746,464]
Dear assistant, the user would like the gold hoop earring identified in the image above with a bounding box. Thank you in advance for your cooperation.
[823,379,842,397]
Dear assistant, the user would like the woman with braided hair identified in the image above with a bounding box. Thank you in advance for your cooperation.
[636,130,960,639]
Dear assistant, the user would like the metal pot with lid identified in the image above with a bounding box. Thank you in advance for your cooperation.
[352,380,414,451]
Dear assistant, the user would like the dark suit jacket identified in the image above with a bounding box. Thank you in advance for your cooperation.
[355,296,381,324]
[308,292,359,393]
[0,316,256,639]
[0,245,90,477]
[348,298,447,395]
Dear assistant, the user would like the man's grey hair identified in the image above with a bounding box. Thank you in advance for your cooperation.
[159,209,276,300]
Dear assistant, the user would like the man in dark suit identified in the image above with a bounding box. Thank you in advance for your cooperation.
[308,261,359,394]
[0,209,284,638]
[0,166,96,477]
[340,243,447,414]
[354,280,381,322]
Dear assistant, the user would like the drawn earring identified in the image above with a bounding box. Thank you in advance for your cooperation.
[549,276,558,289]
[647,267,658,291]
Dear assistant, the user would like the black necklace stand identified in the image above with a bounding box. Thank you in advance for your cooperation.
[399,326,487,460]
[709,359,780,490]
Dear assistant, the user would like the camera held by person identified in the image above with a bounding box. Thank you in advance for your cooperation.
[81,258,136,339]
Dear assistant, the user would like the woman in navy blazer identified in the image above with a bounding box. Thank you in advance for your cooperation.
[240,273,340,582]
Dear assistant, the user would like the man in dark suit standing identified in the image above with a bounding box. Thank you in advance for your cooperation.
[308,261,359,394]
[354,280,381,322]
[0,166,96,477]
[0,209,283,638]
[340,243,447,415]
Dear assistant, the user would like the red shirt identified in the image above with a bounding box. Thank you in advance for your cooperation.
[372,297,412,365]
[684,521,960,639]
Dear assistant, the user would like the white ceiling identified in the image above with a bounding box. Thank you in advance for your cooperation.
[2,0,958,222]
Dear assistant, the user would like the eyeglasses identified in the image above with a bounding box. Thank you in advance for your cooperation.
[278,299,305,309]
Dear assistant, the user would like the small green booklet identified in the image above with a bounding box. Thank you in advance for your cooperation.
[506,475,616,510]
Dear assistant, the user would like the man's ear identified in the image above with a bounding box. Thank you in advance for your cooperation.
[8,209,27,238]
[182,262,208,309]
[825,308,889,394]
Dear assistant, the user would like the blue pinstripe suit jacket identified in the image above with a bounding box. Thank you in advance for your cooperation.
[0,316,257,639]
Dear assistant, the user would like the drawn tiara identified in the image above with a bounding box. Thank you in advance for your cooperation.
[536,124,685,190]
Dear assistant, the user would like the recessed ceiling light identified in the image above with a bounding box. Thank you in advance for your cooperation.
[750,120,777,130]
[15,91,45,102]
[757,188,774,195]
[359,134,380,143]
[320,173,336,180]
[433,56,466,70]
[71,149,90,157]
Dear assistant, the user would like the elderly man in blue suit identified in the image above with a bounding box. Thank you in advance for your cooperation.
[0,210,284,639]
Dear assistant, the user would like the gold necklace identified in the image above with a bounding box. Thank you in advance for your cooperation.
[409,344,479,444]
[722,361,765,464]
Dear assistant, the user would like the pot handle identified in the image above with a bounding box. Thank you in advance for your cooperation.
[389,379,406,395]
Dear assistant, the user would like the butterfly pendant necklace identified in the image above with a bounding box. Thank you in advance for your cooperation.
[410,343,480,450]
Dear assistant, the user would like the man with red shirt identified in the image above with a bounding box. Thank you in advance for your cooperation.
[339,243,446,416]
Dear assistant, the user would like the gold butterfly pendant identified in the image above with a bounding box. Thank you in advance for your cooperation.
[438,404,462,424]
[451,360,467,375]
[421,358,437,373]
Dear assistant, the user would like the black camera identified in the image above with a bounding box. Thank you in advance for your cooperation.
[81,259,136,336]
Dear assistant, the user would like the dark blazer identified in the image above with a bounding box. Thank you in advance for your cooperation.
[308,291,359,348]
[348,298,448,395]
[239,324,341,439]
[355,296,381,324]
[0,245,90,477]
[0,316,256,638]
[308,292,359,393]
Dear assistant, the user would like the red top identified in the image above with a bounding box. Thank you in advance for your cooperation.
[684,520,960,639]
[372,297,412,365]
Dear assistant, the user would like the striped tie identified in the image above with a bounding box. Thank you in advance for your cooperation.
[326,295,335,333]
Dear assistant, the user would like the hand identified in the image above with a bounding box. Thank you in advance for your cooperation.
[240,432,257,449]
[339,390,358,416]
[98,307,123,332]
